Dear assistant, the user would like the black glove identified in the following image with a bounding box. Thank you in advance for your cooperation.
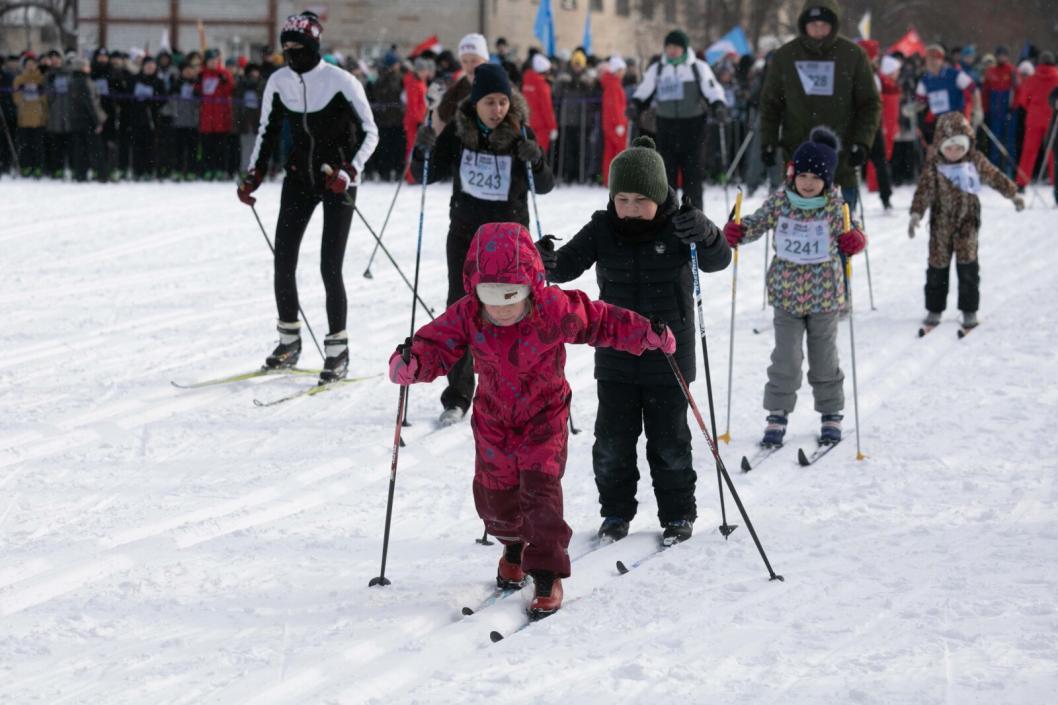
[516,137,543,166]
[710,100,729,123]
[626,99,643,121]
[414,124,436,152]
[761,143,777,167]
[535,234,561,272]
[848,143,868,168]
[672,198,720,246]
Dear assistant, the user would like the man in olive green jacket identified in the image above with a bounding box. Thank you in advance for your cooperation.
[759,0,880,209]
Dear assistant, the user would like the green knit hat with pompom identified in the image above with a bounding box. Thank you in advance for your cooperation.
[608,136,669,205]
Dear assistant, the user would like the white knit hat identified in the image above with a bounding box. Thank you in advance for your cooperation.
[476,282,530,306]
[458,33,489,61]
[531,53,551,74]
[608,55,627,73]
[940,134,970,155]
[1018,60,1035,76]
[880,55,901,76]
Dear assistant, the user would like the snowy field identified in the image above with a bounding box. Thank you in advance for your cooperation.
[3,177,1057,705]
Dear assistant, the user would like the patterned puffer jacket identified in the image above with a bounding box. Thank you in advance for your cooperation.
[739,185,858,316]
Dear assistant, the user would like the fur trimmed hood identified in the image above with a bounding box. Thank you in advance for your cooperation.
[454,88,530,154]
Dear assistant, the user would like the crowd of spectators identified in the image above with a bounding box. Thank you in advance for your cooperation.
[1,34,1056,202]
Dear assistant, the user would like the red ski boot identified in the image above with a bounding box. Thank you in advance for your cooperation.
[528,571,563,621]
[496,543,527,590]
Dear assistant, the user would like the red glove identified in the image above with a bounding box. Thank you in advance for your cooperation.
[838,228,867,256]
[237,168,263,206]
[723,221,746,248]
[324,164,355,194]
[644,325,677,355]
[388,348,419,385]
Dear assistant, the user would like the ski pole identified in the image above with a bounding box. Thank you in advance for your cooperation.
[352,205,435,320]
[363,151,414,279]
[761,229,769,311]
[1029,116,1058,208]
[651,320,783,581]
[718,189,743,444]
[520,125,545,242]
[0,107,20,176]
[841,204,866,462]
[475,526,494,546]
[370,115,433,587]
[725,129,755,184]
[248,204,325,361]
[980,122,1048,203]
[718,117,730,215]
[853,170,877,311]
[320,164,436,322]
[685,195,737,538]
[521,124,580,436]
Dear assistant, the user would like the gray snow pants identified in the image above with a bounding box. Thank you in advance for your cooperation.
[763,307,844,415]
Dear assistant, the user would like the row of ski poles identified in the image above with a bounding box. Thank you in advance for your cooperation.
[361,119,783,587]
[243,122,886,588]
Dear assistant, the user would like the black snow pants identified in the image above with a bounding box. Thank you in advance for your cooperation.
[273,178,355,334]
[926,263,980,314]
[656,115,707,210]
[593,380,697,526]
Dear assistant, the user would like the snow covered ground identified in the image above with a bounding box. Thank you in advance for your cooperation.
[2,177,1056,705]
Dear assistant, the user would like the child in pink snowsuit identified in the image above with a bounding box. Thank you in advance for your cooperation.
[388,221,673,619]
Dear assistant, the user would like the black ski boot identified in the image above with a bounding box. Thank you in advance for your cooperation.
[662,519,693,547]
[265,321,301,369]
[597,517,630,543]
[319,331,348,384]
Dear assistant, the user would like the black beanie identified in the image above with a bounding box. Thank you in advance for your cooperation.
[792,126,840,190]
[664,30,689,51]
[280,11,323,54]
[469,62,512,104]
[800,6,839,34]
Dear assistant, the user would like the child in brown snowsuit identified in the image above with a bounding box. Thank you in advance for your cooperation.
[909,111,1023,331]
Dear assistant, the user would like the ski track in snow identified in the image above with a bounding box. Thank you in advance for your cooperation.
[3,181,1057,704]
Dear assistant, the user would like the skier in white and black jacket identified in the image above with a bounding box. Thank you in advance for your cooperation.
[630,29,728,210]
[237,11,378,384]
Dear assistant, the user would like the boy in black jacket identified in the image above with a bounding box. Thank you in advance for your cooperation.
[540,136,730,545]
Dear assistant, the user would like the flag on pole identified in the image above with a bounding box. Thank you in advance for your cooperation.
[534,0,556,57]
[857,12,871,40]
[582,8,593,55]
[409,34,441,58]
[705,27,751,64]
[888,27,926,58]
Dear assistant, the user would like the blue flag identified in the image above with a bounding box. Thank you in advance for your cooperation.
[705,26,752,65]
[534,0,555,57]
[582,9,592,55]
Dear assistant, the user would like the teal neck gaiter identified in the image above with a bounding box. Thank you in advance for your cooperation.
[786,189,826,211]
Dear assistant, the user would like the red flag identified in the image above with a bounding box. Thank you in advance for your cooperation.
[889,27,925,58]
[409,34,441,58]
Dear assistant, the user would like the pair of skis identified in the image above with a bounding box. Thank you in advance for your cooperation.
[918,322,978,339]
[171,366,378,406]
[740,434,848,472]
[463,535,676,643]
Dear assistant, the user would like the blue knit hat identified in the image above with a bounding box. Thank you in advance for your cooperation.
[792,126,840,189]
[469,62,512,104]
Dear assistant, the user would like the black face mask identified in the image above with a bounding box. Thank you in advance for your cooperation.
[284,46,320,74]
[607,200,665,242]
